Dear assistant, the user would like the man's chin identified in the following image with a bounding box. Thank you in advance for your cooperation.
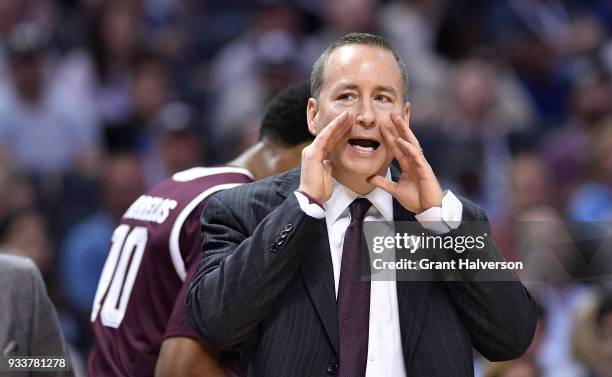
[335,162,385,184]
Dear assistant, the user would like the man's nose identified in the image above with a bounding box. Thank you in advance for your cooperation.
[355,100,376,128]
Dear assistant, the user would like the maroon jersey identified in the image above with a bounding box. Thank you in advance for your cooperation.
[88,167,253,377]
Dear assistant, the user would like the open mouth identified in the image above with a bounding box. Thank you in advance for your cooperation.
[348,138,381,152]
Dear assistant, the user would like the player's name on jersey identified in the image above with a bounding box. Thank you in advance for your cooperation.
[123,195,178,224]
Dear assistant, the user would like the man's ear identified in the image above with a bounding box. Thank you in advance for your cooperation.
[307,98,319,136]
[402,102,411,123]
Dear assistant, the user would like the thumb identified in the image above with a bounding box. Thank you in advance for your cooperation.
[367,175,397,196]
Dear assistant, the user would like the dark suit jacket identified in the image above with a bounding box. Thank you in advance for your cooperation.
[186,167,537,377]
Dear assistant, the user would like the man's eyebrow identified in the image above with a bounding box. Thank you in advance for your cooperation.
[334,83,359,91]
[333,84,398,94]
[375,85,397,94]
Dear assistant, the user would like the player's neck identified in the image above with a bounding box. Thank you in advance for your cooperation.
[229,140,305,180]
[227,142,271,180]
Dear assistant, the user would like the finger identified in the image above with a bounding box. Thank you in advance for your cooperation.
[367,175,398,196]
[390,112,420,149]
[380,123,411,172]
[312,111,353,154]
[322,159,332,173]
[396,137,426,168]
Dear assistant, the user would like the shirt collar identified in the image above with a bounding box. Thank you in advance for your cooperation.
[323,168,394,223]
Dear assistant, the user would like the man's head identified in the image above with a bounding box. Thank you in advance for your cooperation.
[307,32,410,191]
[257,81,314,173]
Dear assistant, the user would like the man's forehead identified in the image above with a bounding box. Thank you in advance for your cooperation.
[323,44,402,88]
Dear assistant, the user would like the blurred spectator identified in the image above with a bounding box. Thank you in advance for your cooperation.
[539,70,611,205]
[378,0,450,126]
[491,152,556,262]
[55,0,142,128]
[590,293,612,377]
[301,0,380,66]
[0,167,36,220]
[0,207,54,278]
[515,208,594,377]
[210,2,306,160]
[569,118,612,221]
[59,152,144,348]
[157,102,204,175]
[572,291,612,377]
[104,49,174,186]
[0,23,98,176]
[509,30,572,127]
[427,58,534,216]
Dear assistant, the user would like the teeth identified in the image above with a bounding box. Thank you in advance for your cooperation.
[351,144,375,152]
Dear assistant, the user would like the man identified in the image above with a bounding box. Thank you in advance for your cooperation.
[187,33,537,377]
[88,82,313,377]
[0,254,73,377]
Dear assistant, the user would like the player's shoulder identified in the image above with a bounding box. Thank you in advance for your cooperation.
[208,167,300,206]
[149,166,254,198]
[170,166,254,184]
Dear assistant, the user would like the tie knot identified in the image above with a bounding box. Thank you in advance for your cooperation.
[349,198,372,221]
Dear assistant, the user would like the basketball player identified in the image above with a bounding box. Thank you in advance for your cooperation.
[88,82,313,377]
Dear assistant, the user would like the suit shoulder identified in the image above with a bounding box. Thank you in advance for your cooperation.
[0,254,43,302]
[0,254,38,277]
[207,168,297,206]
[455,195,487,222]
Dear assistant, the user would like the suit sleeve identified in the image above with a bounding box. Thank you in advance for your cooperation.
[443,203,537,361]
[185,192,322,351]
[27,259,74,376]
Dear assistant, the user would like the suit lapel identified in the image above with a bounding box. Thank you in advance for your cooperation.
[391,165,432,368]
[276,167,340,356]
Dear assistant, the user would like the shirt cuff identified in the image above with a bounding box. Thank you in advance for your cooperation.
[415,190,463,234]
[294,191,325,219]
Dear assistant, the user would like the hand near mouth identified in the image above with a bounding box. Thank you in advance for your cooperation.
[367,112,443,214]
[299,111,354,203]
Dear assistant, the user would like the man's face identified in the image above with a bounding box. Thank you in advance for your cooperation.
[307,44,409,190]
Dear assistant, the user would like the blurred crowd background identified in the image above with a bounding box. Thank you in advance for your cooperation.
[1,0,612,376]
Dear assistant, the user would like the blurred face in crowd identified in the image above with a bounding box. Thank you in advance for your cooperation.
[595,311,612,377]
[161,131,202,175]
[104,154,145,220]
[307,44,409,191]
[102,2,138,60]
[2,210,51,275]
[510,154,553,213]
[133,61,168,119]
[10,53,43,104]
[325,0,378,33]
[593,124,612,185]
[453,60,496,121]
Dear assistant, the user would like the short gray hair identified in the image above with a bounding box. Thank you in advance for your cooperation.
[310,32,409,101]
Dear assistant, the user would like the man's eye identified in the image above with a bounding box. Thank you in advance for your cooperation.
[375,94,391,103]
[338,93,355,101]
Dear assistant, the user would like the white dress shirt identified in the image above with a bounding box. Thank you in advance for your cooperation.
[294,169,463,376]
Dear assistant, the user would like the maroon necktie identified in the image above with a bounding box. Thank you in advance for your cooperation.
[337,198,372,377]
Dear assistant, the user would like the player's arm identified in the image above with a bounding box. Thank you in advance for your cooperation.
[155,337,227,377]
[157,211,230,377]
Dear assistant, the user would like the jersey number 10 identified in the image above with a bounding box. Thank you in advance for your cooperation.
[91,224,148,328]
